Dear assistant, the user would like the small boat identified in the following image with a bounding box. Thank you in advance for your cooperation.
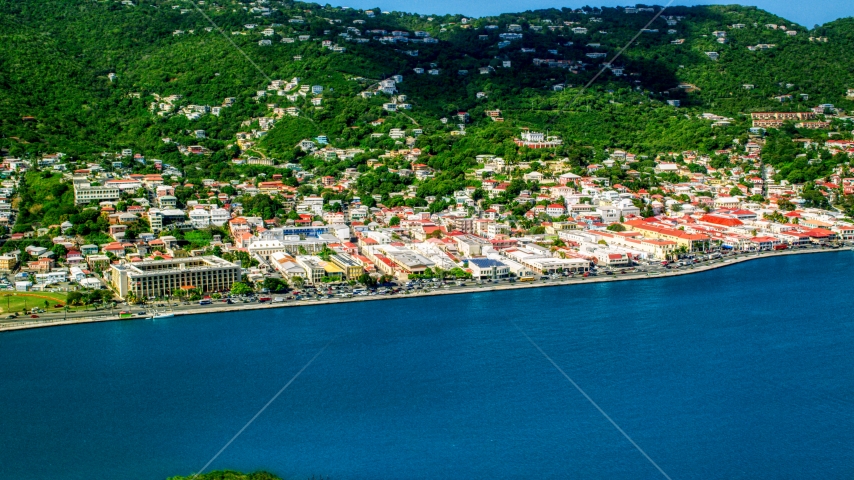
[152,312,175,319]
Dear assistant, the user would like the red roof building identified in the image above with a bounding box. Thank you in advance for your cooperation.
[699,214,743,227]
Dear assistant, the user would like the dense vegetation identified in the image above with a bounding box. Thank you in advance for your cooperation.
[13,171,77,232]
[167,470,331,480]
[167,471,284,480]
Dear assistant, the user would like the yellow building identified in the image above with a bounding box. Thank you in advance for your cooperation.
[87,255,111,271]
[330,253,364,280]
[322,261,345,282]
[0,254,17,272]
[545,222,578,235]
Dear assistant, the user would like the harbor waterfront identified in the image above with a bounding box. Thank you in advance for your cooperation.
[0,247,847,332]
[1,251,853,480]
[5,2,854,478]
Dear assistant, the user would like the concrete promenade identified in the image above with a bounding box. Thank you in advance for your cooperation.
[0,247,849,333]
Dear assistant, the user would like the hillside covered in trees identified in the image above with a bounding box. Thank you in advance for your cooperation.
[1,0,853,200]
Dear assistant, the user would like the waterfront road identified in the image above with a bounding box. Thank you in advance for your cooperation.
[0,246,849,332]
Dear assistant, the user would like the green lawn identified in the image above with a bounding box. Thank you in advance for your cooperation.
[0,291,68,314]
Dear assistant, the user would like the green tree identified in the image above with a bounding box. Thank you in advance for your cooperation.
[230,282,254,295]
[51,244,67,258]
[358,272,377,287]
[777,198,796,211]
[262,277,289,293]
[167,469,285,480]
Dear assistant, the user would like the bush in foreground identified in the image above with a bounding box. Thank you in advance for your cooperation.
[168,471,329,480]
[168,471,283,480]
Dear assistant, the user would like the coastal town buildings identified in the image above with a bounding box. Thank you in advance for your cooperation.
[0,8,851,303]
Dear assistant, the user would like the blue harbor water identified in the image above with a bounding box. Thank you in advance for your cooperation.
[1,252,853,480]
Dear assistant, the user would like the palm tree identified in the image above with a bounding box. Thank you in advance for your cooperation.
[671,245,688,259]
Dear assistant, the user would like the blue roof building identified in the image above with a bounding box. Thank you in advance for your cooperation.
[468,258,510,279]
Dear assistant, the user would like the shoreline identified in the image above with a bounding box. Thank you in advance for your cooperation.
[1,247,850,333]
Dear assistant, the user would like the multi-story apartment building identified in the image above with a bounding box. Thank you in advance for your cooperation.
[189,208,211,229]
[74,183,121,205]
[110,256,240,299]
[751,112,816,128]
[0,254,17,271]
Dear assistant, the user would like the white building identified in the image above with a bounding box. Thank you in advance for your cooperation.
[73,183,121,205]
[189,209,211,229]
[468,258,510,279]
[35,271,67,285]
[210,208,230,226]
[269,251,309,280]
[295,255,327,284]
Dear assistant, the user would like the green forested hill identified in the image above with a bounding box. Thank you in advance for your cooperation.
[0,0,853,183]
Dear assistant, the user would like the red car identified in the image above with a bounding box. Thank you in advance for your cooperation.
[30,314,39,318]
